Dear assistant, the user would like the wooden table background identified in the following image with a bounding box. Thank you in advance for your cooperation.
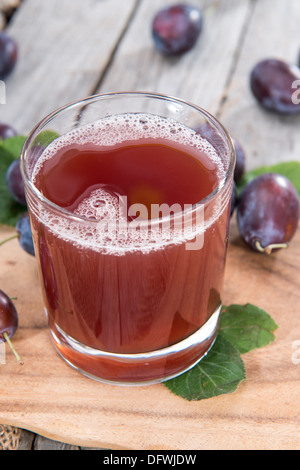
[0,0,300,450]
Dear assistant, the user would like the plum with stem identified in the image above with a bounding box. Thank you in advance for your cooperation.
[237,173,300,254]
[0,289,23,364]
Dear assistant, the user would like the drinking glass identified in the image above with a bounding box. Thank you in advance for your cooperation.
[20,92,235,385]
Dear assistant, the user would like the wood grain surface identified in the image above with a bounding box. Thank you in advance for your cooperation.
[0,219,299,450]
[0,0,139,134]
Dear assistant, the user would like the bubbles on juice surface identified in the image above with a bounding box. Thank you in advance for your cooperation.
[33,113,225,177]
[73,186,121,222]
[32,113,228,254]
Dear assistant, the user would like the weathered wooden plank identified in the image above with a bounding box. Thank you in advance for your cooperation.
[219,0,300,170]
[33,434,80,450]
[97,0,253,117]
[16,429,35,450]
[16,428,102,450]
[0,0,138,134]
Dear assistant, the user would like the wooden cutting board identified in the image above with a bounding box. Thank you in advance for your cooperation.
[0,220,299,450]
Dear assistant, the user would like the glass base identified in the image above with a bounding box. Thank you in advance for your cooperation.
[47,303,222,386]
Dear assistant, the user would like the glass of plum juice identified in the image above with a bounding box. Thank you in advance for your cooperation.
[20,92,235,385]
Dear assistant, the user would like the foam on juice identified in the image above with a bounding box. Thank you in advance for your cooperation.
[32,113,228,254]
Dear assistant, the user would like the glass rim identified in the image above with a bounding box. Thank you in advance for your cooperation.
[20,91,236,226]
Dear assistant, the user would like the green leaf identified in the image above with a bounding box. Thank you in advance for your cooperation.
[164,334,246,401]
[237,161,300,196]
[164,303,278,401]
[0,135,27,226]
[0,131,59,227]
[220,303,278,354]
[32,129,60,147]
[1,135,27,160]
